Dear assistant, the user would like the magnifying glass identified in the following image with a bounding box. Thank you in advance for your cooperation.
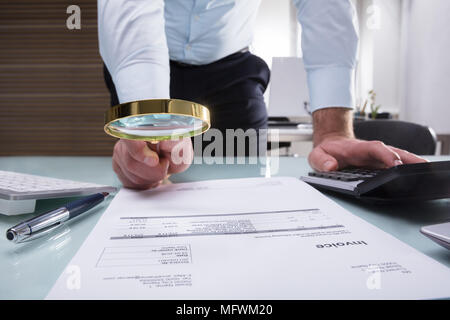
[104,99,210,142]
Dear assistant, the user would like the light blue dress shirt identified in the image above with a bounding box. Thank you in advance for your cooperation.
[98,0,358,113]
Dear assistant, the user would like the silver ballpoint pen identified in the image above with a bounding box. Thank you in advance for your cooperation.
[6,192,109,243]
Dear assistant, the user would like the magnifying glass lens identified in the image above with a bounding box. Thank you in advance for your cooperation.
[104,99,210,141]
[109,114,204,138]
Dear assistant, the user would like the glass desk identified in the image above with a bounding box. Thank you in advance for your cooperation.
[0,156,449,299]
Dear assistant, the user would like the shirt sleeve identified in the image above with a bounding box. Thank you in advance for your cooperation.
[292,0,359,113]
[98,0,170,104]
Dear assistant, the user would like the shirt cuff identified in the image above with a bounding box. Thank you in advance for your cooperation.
[306,67,355,113]
[113,62,170,104]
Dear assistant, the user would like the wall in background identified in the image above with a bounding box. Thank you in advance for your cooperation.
[355,0,403,114]
[255,0,405,115]
[252,0,298,68]
[400,0,450,135]
[372,0,402,112]
[252,0,300,108]
[0,0,115,156]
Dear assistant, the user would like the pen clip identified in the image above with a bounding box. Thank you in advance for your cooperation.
[18,223,63,243]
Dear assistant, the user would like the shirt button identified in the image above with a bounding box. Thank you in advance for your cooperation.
[194,15,200,21]
[186,44,191,50]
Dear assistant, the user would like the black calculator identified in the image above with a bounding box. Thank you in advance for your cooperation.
[300,161,450,202]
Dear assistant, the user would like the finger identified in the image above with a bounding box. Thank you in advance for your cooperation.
[113,151,154,187]
[149,180,163,188]
[112,157,154,189]
[308,146,339,172]
[147,140,180,157]
[159,139,183,153]
[122,139,159,166]
[113,142,165,189]
[112,158,131,185]
[389,147,429,164]
[166,139,194,173]
[159,157,171,176]
[154,138,193,174]
[117,151,169,183]
[363,141,403,168]
[114,142,169,184]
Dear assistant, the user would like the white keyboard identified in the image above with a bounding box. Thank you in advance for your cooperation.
[0,170,116,215]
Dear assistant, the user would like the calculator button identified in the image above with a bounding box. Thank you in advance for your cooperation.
[308,168,384,182]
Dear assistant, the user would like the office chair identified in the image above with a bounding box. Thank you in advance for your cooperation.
[353,120,437,155]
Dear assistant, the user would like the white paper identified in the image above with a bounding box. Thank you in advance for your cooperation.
[47,177,450,299]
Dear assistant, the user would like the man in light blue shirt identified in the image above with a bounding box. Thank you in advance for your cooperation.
[98,0,425,189]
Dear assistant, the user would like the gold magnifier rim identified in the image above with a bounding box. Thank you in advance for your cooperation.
[104,99,211,141]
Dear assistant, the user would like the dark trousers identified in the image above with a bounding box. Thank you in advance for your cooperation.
[103,51,270,156]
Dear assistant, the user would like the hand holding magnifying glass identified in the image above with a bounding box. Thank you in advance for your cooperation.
[104,99,210,189]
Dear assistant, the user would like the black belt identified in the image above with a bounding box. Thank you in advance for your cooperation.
[171,47,249,67]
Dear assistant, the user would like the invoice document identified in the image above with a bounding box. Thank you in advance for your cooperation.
[47,177,450,299]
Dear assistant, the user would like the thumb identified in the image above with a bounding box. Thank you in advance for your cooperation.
[308,146,339,172]
[122,139,159,166]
